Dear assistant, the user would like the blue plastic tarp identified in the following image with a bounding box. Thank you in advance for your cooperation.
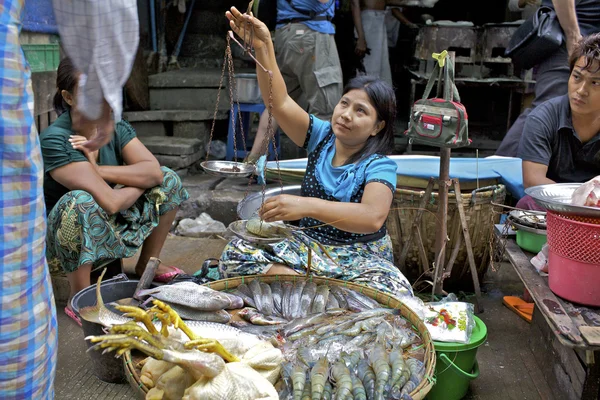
[266,155,524,198]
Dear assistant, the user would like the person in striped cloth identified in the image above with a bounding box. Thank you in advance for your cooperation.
[0,0,138,397]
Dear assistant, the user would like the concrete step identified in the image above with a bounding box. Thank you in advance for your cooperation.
[148,67,256,111]
[124,109,228,140]
[138,136,205,170]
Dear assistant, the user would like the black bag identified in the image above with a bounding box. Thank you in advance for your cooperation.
[505,6,563,70]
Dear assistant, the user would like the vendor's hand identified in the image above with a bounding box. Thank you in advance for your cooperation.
[355,37,367,57]
[69,134,100,172]
[259,195,308,222]
[226,7,272,50]
[70,99,114,152]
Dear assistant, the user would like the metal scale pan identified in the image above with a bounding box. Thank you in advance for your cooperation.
[200,160,255,178]
[525,183,600,218]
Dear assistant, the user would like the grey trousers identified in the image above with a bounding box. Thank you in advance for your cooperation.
[275,23,343,120]
[496,46,570,157]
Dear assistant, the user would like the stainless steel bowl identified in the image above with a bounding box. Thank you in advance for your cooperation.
[525,183,600,218]
[234,73,262,103]
[237,185,302,220]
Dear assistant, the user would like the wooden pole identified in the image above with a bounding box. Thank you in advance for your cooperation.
[133,257,161,301]
[432,51,455,297]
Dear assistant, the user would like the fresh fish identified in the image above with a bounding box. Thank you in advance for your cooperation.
[79,270,262,347]
[326,293,339,310]
[222,291,244,309]
[329,286,348,310]
[239,307,289,326]
[165,303,231,323]
[339,286,381,312]
[270,281,283,315]
[137,282,234,311]
[231,288,256,308]
[237,283,254,299]
[230,320,282,339]
[282,310,347,337]
[311,285,330,314]
[281,282,294,320]
[289,281,306,319]
[299,281,317,319]
[259,282,275,316]
[249,279,264,313]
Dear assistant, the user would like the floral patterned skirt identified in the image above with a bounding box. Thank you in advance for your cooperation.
[46,167,188,274]
[219,232,413,299]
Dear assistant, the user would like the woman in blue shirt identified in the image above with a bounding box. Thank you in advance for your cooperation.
[221,8,412,298]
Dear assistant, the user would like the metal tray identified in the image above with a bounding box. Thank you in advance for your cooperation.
[201,160,255,178]
[508,210,547,229]
[525,183,600,218]
[228,220,289,244]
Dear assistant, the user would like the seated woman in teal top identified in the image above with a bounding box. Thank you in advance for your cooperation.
[40,58,189,324]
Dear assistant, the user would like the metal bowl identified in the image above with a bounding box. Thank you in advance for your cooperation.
[237,185,302,220]
[508,210,547,229]
[201,160,255,178]
[525,183,600,218]
[228,220,288,244]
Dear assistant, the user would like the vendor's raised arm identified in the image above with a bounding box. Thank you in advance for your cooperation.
[226,7,310,146]
[551,0,582,57]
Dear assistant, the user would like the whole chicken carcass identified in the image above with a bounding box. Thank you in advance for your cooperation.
[571,177,600,207]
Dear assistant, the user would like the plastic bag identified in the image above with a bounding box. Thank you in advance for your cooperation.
[571,176,600,207]
[423,300,475,344]
[531,243,549,274]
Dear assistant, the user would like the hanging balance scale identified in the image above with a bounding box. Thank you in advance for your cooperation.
[201,10,291,243]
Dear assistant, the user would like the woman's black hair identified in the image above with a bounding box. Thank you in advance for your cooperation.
[52,57,78,116]
[341,75,396,165]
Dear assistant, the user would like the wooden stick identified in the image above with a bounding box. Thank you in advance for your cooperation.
[306,248,312,278]
[133,257,161,301]
[451,179,484,313]
[399,177,435,269]
[444,210,463,279]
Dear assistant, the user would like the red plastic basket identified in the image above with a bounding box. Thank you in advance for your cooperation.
[546,211,600,306]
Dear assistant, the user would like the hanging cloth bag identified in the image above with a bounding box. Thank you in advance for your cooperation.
[405,52,470,148]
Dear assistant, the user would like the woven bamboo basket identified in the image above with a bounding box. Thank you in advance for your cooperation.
[386,184,506,289]
[124,275,436,400]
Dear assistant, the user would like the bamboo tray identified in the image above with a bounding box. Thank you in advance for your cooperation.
[124,274,436,400]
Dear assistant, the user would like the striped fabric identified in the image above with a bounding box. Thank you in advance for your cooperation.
[0,0,57,398]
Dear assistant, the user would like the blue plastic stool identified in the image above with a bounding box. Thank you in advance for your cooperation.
[226,103,281,161]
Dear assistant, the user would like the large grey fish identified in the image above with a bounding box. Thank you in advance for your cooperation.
[288,280,306,320]
[311,285,330,314]
[270,281,283,315]
[326,293,339,310]
[281,282,293,320]
[137,282,238,311]
[298,282,317,319]
[165,303,231,323]
[329,286,348,310]
[248,279,264,313]
[259,282,275,316]
[230,288,256,308]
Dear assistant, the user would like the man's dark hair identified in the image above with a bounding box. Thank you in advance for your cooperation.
[569,33,600,73]
[342,75,397,165]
